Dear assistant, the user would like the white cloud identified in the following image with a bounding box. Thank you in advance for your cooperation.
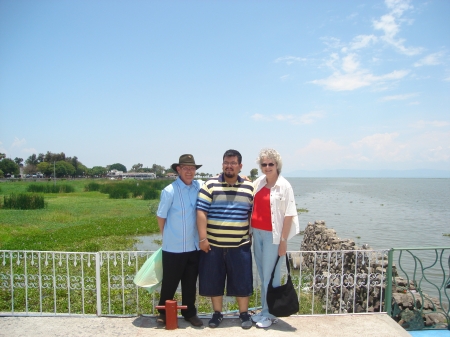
[278,112,324,125]
[351,132,409,161]
[274,114,294,122]
[312,69,409,91]
[444,76,450,82]
[324,53,340,70]
[320,37,343,50]
[380,93,418,101]
[410,120,450,128]
[12,137,26,148]
[280,74,290,81]
[414,52,445,67]
[349,35,378,50]
[295,139,348,167]
[311,71,369,91]
[313,48,410,91]
[342,53,360,73]
[298,112,324,125]
[251,111,324,125]
[413,131,450,162]
[311,0,423,92]
[251,113,271,121]
[373,0,423,55]
[292,129,449,170]
[274,56,307,65]
[385,0,412,16]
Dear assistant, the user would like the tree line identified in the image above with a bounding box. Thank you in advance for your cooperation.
[0,152,172,179]
[0,151,259,179]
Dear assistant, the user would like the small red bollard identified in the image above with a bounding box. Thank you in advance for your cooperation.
[155,300,187,330]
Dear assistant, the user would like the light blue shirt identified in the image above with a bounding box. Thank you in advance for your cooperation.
[157,178,203,253]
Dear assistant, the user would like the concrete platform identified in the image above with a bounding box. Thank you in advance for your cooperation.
[0,314,413,337]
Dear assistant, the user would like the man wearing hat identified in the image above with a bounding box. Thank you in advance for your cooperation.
[156,154,204,327]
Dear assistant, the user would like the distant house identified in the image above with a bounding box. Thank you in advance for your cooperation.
[107,169,156,180]
[165,173,177,179]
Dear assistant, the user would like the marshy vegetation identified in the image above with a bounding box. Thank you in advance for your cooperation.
[27,183,75,193]
[0,178,170,251]
[1,193,46,210]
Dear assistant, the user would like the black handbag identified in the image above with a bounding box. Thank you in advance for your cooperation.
[266,255,299,317]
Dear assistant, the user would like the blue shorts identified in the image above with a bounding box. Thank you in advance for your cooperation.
[199,244,253,297]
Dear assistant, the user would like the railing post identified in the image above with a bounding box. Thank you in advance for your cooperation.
[96,252,102,316]
[385,248,394,316]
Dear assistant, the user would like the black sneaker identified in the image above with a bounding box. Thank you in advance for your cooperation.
[208,311,223,328]
[239,311,252,329]
[156,313,166,324]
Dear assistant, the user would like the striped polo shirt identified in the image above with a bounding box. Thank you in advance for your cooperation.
[197,174,254,248]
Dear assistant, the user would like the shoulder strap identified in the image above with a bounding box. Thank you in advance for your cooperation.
[268,255,290,286]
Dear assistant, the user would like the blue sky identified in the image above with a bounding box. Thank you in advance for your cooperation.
[1,0,449,176]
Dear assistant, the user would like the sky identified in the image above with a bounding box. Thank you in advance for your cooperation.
[1,0,449,176]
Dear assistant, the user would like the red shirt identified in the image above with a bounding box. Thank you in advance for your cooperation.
[251,187,272,231]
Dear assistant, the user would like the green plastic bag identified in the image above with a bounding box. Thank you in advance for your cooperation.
[134,248,163,293]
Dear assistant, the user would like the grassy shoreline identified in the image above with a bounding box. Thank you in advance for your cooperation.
[0,179,164,251]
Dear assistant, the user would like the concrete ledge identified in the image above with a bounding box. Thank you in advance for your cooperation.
[0,313,412,337]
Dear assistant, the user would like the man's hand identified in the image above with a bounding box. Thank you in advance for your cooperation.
[199,239,211,253]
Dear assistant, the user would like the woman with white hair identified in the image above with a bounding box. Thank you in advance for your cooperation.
[250,148,300,328]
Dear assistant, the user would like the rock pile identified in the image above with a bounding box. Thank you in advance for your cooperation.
[391,277,448,330]
[296,220,448,329]
[296,220,390,314]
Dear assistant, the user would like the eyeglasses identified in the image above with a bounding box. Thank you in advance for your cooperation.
[223,162,239,166]
[180,166,196,172]
[261,163,275,167]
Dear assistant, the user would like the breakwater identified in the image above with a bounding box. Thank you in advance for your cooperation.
[297,220,449,330]
[297,220,388,314]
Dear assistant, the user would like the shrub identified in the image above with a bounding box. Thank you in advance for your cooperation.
[143,189,160,200]
[99,184,114,194]
[108,187,129,199]
[27,184,75,193]
[92,180,170,200]
[2,193,46,210]
[56,184,75,193]
[84,182,101,192]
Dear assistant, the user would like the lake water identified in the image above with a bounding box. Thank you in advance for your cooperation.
[287,178,450,251]
[135,178,450,298]
[136,178,450,251]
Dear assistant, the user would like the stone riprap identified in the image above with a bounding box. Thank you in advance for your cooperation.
[296,220,389,314]
[296,220,448,330]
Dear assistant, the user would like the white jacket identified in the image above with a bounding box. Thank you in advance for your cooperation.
[252,175,300,244]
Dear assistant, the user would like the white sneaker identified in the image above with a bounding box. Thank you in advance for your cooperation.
[251,313,264,323]
[256,317,273,328]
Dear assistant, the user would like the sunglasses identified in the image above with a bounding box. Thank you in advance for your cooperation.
[261,163,275,167]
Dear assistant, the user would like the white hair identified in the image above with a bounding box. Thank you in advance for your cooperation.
[256,148,282,174]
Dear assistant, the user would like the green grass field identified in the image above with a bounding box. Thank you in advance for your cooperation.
[0,179,165,251]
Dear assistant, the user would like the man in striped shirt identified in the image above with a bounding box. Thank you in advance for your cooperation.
[197,149,254,329]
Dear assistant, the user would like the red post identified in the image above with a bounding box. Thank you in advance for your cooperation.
[155,300,188,330]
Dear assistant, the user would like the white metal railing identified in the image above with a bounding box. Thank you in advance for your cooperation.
[0,249,388,317]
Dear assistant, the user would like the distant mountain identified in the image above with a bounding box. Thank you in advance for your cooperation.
[284,169,450,178]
